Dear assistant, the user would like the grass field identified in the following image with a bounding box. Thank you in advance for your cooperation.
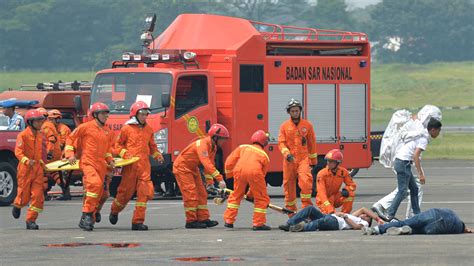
[423,133,474,160]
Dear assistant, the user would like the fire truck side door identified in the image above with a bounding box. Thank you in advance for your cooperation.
[170,74,214,159]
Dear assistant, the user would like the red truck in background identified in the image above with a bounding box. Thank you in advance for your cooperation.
[0,82,90,205]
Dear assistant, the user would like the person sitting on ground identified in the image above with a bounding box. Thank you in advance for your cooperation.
[362,208,472,236]
[279,206,384,232]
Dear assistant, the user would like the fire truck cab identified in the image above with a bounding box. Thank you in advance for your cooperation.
[90,14,372,189]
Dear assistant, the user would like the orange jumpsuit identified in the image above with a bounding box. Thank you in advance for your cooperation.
[278,119,317,213]
[57,123,71,150]
[173,136,223,223]
[13,127,45,222]
[223,144,270,226]
[110,123,162,224]
[42,120,63,187]
[316,166,357,214]
[65,120,115,214]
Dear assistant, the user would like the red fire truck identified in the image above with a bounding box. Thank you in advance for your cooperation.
[87,14,373,190]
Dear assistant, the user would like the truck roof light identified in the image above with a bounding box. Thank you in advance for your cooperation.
[183,51,196,60]
[133,54,142,61]
[122,54,131,61]
[162,54,170,61]
[144,14,157,33]
[150,54,159,60]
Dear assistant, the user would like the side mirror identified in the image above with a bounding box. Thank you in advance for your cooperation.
[74,95,83,114]
[161,92,170,108]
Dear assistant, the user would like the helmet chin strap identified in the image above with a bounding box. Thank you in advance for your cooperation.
[135,115,146,126]
[94,114,106,126]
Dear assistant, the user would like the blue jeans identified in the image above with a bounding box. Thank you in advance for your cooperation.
[379,208,465,234]
[287,206,339,231]
[387,159,420,217]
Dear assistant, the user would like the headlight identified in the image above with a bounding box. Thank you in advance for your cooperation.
[154,128,168,154]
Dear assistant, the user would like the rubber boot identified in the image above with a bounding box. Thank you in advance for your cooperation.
[131,223,148,231]
[26,221,39,230]
[12,206,21,219]
[185,221,207,229]
[201,219,219,228]
[109,213,118,225]
[79,212,94,231]
[253,224,272,231]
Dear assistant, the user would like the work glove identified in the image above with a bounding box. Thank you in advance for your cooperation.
[206,184,218,195]
[218,180,227,189]
[341,188,349,198]
[47,152,53,161]
[286,154,295,162]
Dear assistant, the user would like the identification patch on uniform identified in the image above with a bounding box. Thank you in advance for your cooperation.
[202,151,209,157]
[18,140,23,147]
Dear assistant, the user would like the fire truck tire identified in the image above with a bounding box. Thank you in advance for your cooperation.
[348,168,359,177]
[0,162,17,206]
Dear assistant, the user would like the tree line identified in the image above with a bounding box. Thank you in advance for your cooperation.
[0,0,472,71]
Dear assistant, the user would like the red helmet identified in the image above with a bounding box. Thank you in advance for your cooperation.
[325,149,343,163]
[251,130,269,147]
[130,101,150,117]
[208,123,229,139]
[48,109,62,119]
[90,102,110,116]
[36,107,48,117]
[25,109,46,123]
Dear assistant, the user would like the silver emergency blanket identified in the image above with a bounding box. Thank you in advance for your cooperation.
[379,105,441,168]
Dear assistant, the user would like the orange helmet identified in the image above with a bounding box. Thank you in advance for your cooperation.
[48,109,62,119]
[251,130,269,147]
[130,101,150,117]
[25,109,46,124]
[90,102,109,117]
[208,123,229,139]
[325,149,343,163]
[36,107,48,118]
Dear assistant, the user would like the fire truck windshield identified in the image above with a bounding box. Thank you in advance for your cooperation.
[91,72,172,114]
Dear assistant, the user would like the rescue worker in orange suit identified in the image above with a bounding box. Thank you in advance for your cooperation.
[11,110,46,230]
[42,109,67,198]
[316,149,357,214]
[278,99,317,214]
[223,130,272,230]
[36,108,51,194]
[65,102,115,231]
[109,101,164,230]
[173,123,229,229]
[51,109,73,200]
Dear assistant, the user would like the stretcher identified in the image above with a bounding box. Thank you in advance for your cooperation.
[45,157,140,172]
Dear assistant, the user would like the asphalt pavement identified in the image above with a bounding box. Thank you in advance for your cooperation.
[0,159,473,265]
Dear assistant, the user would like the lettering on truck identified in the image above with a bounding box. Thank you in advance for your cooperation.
[286,66,352,81]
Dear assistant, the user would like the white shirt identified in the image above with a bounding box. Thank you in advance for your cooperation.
[395,135,429,161]
[331,214,369,230]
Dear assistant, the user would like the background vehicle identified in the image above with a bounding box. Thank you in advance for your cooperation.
[88,14,381,193]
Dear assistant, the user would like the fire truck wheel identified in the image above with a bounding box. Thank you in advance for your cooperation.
[0,162,17,206]
[348,168,359,177]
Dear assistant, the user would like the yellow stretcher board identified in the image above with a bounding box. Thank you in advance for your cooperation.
[45,157,140,172]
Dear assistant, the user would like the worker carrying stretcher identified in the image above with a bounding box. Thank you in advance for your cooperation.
[173,123,229,229]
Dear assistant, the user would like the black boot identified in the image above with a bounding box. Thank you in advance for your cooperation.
[201,219,219,228]
[12,206,21,219]
[131,223,148,231]
[224,223,234,228]
[26,221,39,230]
[164,182,176,197]
[109,213,118,225]
[278,224,290,232]
[95,212,101,223]
[253,224,272,231]
[79,213,94,231]
[185,221,207,229]
[174,182,181,196]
